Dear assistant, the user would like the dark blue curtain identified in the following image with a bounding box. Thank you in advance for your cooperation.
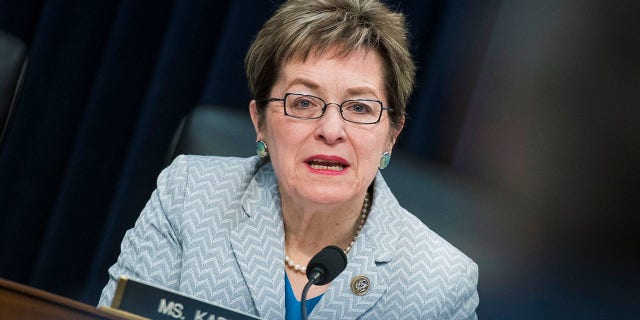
[1,0,637,319]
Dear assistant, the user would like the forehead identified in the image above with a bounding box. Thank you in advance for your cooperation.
[276,46,386,98]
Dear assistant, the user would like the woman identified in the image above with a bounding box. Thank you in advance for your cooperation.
[99,0,479,319]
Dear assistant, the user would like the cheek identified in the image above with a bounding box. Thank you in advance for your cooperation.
[269,122,300,148]
[265,120,309,166]
[353,132,387,167]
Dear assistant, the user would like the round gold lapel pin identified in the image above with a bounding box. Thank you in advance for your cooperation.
[350,275,370,296]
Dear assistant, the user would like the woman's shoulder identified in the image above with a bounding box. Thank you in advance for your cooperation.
[396,208,474,266]
[159,155,268,231]
[158,155,265,205]
[170,154,262,171]
[389,208,478,301]
[372,175,475,269]
[164,155,262,182]
[385,209,479,318]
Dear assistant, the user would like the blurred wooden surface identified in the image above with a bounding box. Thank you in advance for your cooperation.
[0,277,133,320]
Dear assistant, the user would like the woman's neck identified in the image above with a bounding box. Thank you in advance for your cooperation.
[280,190,371,300]
[280,192,367,259]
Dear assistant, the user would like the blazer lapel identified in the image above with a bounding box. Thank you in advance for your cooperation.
[310,173,401,319]
[230,164,286,319]
[230,168,401,319]
[310,236,388,319]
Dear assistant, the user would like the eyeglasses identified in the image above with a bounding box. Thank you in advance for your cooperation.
[261,93,393,124]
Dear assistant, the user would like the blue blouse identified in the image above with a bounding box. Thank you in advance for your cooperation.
[285,274,323,320]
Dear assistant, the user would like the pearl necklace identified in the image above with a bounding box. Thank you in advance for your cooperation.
[284,192,371,274]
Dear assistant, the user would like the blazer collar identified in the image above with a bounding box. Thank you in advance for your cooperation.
[231,162,286,319]
[311,172,401,319]
[233,165,402,319]
[362,171,402,262]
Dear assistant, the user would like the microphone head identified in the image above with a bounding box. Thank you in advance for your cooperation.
[306,245,348,285]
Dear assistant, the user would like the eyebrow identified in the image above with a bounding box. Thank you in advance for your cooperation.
[288,77,379,98]
[345,86,378,97]
[288,77,320,90]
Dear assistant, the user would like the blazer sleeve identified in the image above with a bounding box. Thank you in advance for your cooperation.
[439,261,479,320]
[97,155,189,306]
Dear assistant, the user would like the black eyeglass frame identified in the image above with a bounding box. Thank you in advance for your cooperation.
[260,92,394,125]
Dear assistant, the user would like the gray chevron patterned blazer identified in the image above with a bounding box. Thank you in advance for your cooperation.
[99,155,479,319]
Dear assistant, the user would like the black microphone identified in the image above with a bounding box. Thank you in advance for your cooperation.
[300,245,347,320]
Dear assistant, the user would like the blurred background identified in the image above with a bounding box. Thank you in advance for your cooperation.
[0,0,638,318]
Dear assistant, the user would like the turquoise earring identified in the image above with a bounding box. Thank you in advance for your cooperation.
[256,140,269,158]
[379,152,391,169]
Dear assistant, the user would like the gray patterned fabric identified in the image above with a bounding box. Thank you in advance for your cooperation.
[99,155,479,319]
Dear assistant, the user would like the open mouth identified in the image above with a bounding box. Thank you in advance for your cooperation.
[305,159,349,172]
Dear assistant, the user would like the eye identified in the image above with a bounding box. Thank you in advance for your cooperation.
[292,97,317,109]
[345,102,374,114]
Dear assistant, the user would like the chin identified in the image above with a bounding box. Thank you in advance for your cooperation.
[301,187,357,205]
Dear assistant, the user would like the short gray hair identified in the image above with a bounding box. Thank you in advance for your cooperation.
[245,0,416,132]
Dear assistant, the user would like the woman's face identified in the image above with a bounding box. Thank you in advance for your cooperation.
[250,47,401,206]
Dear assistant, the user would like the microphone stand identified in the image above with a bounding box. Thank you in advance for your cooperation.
[299,246,347,320]
[300,276,316,320]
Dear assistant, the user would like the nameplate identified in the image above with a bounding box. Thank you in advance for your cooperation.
[112,276,261,320]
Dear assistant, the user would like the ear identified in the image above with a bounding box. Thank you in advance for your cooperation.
[249,100,262,139]
[388,118,404,151]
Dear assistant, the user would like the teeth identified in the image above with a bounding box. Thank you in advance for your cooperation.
[310,164,344,171]
[308,159,346,171]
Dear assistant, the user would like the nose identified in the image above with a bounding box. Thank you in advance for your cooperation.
[315,103,346,145]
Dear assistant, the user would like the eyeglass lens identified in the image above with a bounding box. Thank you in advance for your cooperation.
[284,93,382,124]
